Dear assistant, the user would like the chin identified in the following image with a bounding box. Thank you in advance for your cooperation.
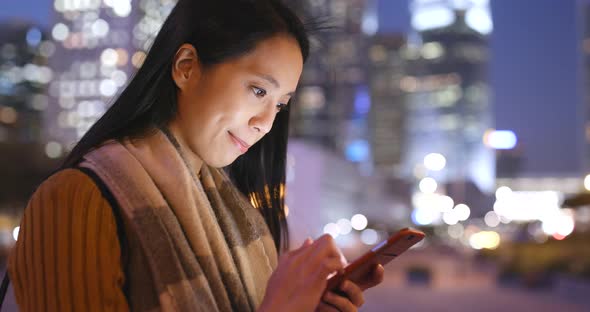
[204,154,239,168]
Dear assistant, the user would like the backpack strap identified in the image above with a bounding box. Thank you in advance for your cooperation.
[0,270,9,311]
[74,166,130,300]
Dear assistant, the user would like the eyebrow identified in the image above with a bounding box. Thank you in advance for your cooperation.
[255,73,296,97]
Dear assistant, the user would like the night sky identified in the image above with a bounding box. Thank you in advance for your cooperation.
[489,0,582,176]
[0,0,585,176]
[0,0,51,26]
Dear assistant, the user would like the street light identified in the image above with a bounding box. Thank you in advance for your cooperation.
[483,129,517,149]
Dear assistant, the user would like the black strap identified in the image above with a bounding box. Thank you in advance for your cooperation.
[0,167,130,311]
[74,166,130,299]
[0,271,9,311]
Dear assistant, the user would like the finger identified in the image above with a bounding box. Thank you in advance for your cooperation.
[316,301,339,312]
[322,291,357,312]
[374,264,385,284]
[317,301,340,312]
[308,235,344,267]
[315,257,346,281]
[293,237,314,253]
[306,259,345,297]
[339,280,365,307]
[360,264,385,290]
[292,237,314,255]
[314,235,343,258]
[281,237,314,263]
[295,235,342,277]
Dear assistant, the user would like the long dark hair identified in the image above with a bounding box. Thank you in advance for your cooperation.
[60,0,311,252]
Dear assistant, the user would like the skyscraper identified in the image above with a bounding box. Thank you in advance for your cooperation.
[0,22,62,209]
[291,0,377,167]
[46,0,176,152]
[403,0,495,194]
[0,22,51,144]
[367,33,407,173]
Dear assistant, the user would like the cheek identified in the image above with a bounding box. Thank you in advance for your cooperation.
[177,91,209,128]
[217,97,255,126]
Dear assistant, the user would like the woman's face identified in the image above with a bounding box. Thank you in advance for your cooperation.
[171,35,304,168]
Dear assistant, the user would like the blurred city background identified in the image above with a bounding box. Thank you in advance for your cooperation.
[1,0,590,311]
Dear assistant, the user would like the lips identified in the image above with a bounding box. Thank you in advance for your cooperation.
[228,131,251,153]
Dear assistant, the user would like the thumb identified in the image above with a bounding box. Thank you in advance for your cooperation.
[289,237,314,256]
[282,237,314,260]
[302,237,314,247]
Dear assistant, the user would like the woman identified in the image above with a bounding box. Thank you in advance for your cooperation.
[8,0,383,311]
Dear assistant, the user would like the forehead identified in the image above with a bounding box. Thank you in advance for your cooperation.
[227,35,304,88]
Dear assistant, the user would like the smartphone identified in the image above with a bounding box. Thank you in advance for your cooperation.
[325,227,425,293]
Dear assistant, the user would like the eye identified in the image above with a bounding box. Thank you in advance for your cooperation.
[252,86,267,97]
[276,102,289,112]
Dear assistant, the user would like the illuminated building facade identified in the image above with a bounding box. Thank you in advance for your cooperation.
[46,0,176,152]
[0,22,52,144]
[290,0,378,169]
[403,0,495,193]
[367,33,407,173]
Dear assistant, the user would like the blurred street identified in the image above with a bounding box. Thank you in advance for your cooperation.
[363,280,589,312]
[360,249,590,312]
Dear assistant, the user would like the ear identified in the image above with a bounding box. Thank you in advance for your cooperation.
[172,43,200,91]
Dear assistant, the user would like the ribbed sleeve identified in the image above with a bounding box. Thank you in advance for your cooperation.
[8,168,129,311]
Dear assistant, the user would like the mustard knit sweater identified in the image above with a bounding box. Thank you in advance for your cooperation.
[8,168,129,311]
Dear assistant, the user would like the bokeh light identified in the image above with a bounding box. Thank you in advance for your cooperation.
[351,214,368,231]
[419,177,438,194]
[360,229,379,245]
[469,231,500,250]
[323,223,340,238]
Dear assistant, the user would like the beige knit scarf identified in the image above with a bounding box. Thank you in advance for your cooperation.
[78,128,278,311]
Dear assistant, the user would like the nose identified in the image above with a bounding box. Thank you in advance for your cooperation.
[249,104,277,134]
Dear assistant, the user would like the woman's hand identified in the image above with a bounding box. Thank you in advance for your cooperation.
[356,263,385,291]
[259,235,347,312]
[316,279,364,312]
[315,264,385,312]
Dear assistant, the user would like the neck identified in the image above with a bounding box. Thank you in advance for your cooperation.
[165,122,204,175]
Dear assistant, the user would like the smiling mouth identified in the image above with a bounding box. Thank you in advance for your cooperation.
[228,131,251,153]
